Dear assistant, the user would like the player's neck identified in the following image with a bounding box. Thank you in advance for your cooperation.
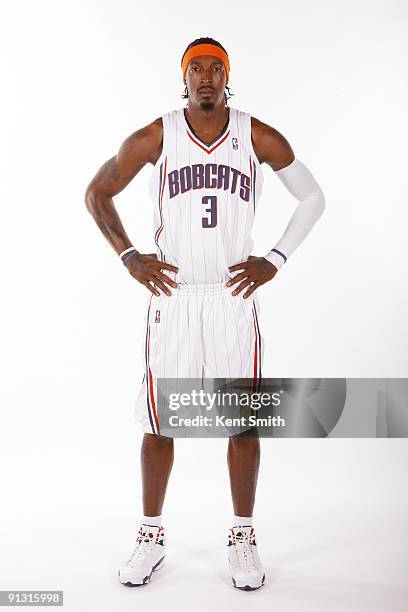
[185,103,229,131]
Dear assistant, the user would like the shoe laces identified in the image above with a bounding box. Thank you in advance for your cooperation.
[233,529,256,570]
[126,529,156,566]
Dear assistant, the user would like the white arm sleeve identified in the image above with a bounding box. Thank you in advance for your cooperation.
[264,158,326,270]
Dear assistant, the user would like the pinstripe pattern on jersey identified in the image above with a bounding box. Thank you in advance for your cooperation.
[148,108,264,285]
[154,156,168,263]
[145,298,160,434]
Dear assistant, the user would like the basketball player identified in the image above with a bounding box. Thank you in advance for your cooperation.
[85,37,325,590]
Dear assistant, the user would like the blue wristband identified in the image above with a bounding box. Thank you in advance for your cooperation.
[122,250,140,266]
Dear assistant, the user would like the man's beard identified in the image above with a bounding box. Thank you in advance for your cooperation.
[199,101,215,111]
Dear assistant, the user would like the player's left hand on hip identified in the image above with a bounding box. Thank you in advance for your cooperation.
[226,256,278,298]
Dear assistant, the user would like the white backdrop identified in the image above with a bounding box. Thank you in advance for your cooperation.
[1,1,407,611]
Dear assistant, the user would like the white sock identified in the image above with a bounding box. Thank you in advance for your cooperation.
[142,515,162,528]
[233,515,253,527]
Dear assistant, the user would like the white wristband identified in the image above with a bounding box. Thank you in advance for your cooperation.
[119,246,137,259]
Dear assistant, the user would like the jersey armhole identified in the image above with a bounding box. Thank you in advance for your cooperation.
[247,114,263,166]
[244,112,264,202]
[151,114,167,168]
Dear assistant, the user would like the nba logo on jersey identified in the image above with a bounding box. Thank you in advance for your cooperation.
[155,310,160,323]
[232,137,239,150]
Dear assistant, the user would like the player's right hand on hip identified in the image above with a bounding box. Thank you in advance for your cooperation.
[125,252,179,296]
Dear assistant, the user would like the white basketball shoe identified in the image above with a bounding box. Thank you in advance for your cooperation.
[227,526,265,590]
[119,524,165,586]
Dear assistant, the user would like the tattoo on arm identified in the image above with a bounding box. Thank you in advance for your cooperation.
[99,157,134,189]
[120,132,138,155]
[100,158,119,188]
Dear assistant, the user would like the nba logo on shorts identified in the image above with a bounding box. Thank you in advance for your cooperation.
[232,137,238,150]
[155,310,160,323]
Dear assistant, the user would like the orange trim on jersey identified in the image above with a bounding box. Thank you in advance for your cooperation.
[147,324,160,434]
[186,129,230,154]
[182,44,230,81]
[252,308,260,392]
[154,156,167,261]
[253,311,258,380]
[156,226,164,242]
[160,156,167,202]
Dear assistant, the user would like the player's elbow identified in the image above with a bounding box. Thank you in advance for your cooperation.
[84,183,101,217]
[316,188,326,217]
[310,187,326,221]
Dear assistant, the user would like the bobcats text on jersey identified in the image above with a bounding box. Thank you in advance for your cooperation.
[167,163,251,202]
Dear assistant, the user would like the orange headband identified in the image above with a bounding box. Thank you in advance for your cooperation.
[182,43,230,82]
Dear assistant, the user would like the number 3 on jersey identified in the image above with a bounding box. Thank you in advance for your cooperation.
[202,195,217,228]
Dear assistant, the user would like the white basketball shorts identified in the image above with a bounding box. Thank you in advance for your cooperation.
[134,281,264,435]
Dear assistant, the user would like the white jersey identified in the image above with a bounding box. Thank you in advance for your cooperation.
[148,106,264,285]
